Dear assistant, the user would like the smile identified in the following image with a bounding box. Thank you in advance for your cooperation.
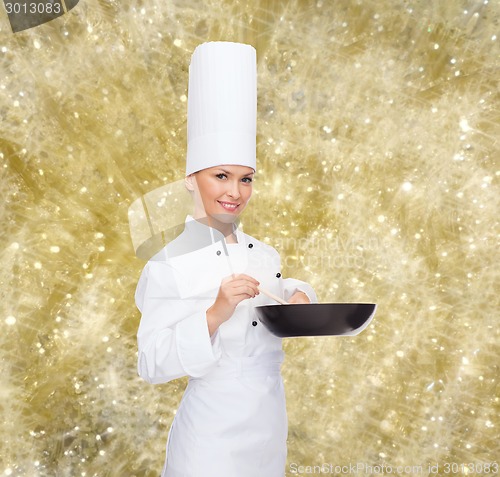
[218,201,240,211]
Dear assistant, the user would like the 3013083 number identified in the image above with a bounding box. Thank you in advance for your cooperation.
[443,462,499,474]
[5,2,63,14]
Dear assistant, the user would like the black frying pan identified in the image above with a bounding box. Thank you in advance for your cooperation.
[255,303,377,338]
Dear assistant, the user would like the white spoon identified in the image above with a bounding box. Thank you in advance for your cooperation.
[257,286,290,305]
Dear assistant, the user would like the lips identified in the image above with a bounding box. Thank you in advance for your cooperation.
[218,201,240,211]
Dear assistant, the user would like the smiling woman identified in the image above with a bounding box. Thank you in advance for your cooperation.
[185,165,255,241]
[135,41,317,477]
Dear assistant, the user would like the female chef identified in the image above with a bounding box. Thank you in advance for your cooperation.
[135,42,318,477]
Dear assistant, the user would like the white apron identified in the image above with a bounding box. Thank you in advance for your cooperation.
[162,350,287,477]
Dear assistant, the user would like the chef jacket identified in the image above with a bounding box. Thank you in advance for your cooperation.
[135,214,318,384]
[135,214,318,477]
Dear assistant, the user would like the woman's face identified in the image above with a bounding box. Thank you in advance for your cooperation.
[186,164,254,225]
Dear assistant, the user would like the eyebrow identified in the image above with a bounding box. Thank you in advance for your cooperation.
[216,169,255,177]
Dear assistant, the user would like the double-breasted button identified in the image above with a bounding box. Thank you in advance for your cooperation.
[248,243,253,248]
[216,250,221,256]
[252,321,258,327]
[276,272,281,278]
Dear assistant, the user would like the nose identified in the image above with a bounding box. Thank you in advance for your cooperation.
[226,179,241,200]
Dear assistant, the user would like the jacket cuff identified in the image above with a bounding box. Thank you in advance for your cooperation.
[175,311,222,377]
[282,278,318,303]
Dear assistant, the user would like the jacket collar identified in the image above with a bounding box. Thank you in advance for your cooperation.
[185,215,245,246]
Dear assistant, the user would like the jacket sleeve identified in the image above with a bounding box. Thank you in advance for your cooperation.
[135,260,222,384]
[281,277,318,303]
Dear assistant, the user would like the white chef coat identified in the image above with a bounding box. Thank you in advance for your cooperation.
[136,215,317,477]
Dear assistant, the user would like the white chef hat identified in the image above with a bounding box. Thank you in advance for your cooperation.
[185,41,257,176]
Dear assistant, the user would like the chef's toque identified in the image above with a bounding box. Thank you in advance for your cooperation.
[185,41,257,176]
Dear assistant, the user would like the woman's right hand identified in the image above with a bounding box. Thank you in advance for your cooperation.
[206,274,260,335]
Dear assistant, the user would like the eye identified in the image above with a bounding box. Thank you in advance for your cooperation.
[215,173,227,180]
[242,177,253,183]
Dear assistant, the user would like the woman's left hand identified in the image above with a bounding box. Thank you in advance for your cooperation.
[288,291,310,304]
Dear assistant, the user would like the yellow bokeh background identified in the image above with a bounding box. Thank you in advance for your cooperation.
[1,1,498,475]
